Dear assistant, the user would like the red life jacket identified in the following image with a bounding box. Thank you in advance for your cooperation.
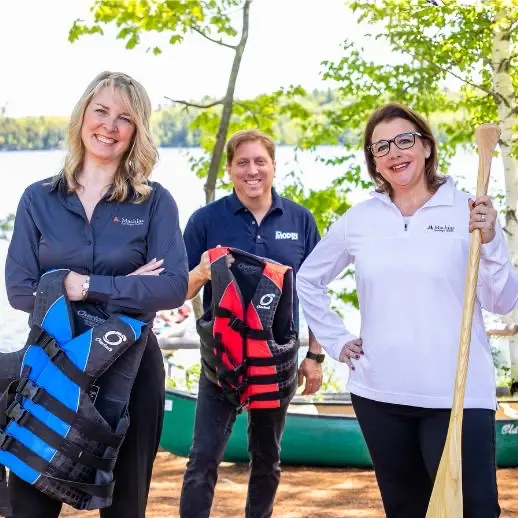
[197,247,299,410]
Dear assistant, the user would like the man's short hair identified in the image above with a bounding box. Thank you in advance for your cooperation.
[226,129,276,165]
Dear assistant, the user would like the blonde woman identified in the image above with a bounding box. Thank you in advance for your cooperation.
[5,71,188,517]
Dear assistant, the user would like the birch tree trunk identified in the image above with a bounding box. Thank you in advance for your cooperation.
[491,5,518,388]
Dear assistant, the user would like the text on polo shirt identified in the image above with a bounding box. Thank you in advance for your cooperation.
[275,231,299,240]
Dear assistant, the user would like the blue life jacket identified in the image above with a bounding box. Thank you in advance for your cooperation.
[0,269,149,512]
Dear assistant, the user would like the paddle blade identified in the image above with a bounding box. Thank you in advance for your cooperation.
[474,124,500,197]
[425,414,463,518]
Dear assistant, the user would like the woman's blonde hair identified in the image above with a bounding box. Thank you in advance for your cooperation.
[58,71,158,202]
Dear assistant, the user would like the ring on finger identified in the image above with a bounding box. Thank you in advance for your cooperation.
[480,214,486,222]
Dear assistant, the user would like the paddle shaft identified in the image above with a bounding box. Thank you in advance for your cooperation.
[426,124,500,518]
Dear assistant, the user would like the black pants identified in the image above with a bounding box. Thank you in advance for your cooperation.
[7,333,165,518]
[180,370,289,518]
[351,394,500,518]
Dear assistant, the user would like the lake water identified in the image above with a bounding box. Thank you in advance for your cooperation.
[0,146,508,389]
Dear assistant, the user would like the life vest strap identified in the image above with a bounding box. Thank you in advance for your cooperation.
[17,378,121,450]
[244,386,295,405]
[6,401,116,472]
[0,427,115,499]
[0,429,48,473]
[43,473,115,499]
[28,327,94,392]
[214,307,273,341]
[246,348,298,367]
[244,374,283,385]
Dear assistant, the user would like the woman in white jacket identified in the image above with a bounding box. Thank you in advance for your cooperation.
[296,103,518,518]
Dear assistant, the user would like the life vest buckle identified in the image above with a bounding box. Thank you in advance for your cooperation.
[227,316,244,332]
[41,336,61,360]
[237,397,249,413]
[233,360,247,375]
[6,401,29,426]
[235,380,248,394]
[0,430,13,451]
[17,377,42,403]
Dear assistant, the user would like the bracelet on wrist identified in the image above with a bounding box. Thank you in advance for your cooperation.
[81,276,90,300]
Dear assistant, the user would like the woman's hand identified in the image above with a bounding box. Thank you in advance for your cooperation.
[469,196,497,244]
[64,272,88,301]
[339,338,363,370]
[127,258,164,277]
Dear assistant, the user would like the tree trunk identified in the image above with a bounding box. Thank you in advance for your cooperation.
[192,0,253,319]
[491,6,518,388]
[204,0,252,204]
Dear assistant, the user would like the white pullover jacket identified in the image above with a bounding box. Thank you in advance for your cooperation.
[297,177,518,409]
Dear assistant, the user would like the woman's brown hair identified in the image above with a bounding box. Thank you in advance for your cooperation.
[363,103,445,197]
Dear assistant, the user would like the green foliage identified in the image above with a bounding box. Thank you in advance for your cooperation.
[165,360,201,391]
[0,214,14,241]
[309,0,518,168]
[0,90,343,152]
[316,360,345,394]
[186,85,318,183]
[0,115,67,151]
[69,0,242,53]
[491,341,512,388]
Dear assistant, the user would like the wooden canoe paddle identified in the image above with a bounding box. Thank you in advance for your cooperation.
[425,123,501,518]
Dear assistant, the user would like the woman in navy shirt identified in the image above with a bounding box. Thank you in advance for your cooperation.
[5,71,188,517]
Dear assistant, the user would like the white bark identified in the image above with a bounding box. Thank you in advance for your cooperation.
[491,5,518,386]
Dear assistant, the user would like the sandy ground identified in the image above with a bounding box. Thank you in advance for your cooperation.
[61,451,518,517]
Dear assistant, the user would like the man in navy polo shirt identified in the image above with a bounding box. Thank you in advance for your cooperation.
[179,129,323,518]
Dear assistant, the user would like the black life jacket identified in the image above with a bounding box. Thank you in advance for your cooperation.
[197,247,299,410]
[0,269,148,512]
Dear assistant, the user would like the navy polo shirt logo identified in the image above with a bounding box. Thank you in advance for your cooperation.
[275,231,299,240]
[113,216,145,226]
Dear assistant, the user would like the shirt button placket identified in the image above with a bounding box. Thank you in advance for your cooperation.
[86,224,94,272]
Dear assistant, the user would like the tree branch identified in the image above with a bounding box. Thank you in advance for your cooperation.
[191,26,236,49]
[487,324,518,337]
[203,0,252,204]
[235,101,260,126]
[392,41,498,100]
[164,97,224,109]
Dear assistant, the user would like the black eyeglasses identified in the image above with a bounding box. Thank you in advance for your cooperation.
[368,132,423,157]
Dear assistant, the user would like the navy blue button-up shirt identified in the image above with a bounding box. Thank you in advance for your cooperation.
[183,189,320,331]
[6,177,188,324]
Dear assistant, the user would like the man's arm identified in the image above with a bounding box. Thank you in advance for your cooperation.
[297,211,324,395]
[186,253,211,300]
[308,328,322,353]
[183,210,211,301]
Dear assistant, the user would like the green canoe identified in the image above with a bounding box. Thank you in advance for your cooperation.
[160,389,518,468]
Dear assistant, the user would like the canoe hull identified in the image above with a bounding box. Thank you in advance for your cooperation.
[160,389,518,468]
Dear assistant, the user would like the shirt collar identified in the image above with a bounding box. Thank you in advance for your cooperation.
[229,188,284,214]
[369,176,455,208]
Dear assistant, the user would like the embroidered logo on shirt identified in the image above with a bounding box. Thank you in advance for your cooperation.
[113,217,145,226]
[427,224,454,233]
[275,231,298,240]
